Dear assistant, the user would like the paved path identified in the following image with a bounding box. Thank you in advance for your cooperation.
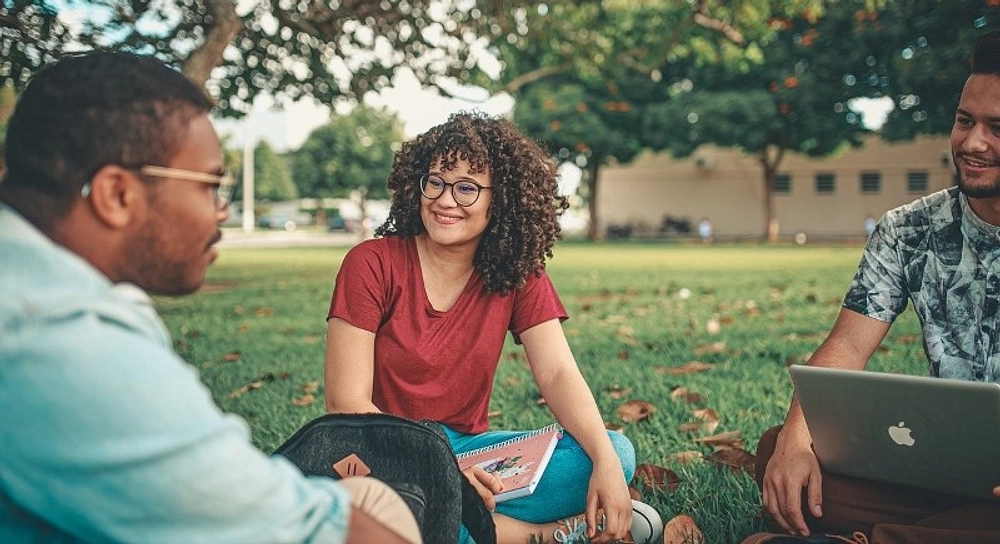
[218,228,364,248]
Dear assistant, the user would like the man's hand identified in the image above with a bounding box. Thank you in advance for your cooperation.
[462,466,503,512]
[762,429,823,536]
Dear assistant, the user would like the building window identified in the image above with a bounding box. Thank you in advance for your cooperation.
[860,171,881,194]
[815,173,836,195]
[907,171,929,193]
[773,173,791,194]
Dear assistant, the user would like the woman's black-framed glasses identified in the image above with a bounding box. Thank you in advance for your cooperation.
[418,173,492,207]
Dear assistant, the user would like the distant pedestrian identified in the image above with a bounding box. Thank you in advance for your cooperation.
[698,217,713,243]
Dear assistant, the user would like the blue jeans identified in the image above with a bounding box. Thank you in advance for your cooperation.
[443,425,637,543]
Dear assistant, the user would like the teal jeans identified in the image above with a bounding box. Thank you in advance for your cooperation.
[444,425,636,543]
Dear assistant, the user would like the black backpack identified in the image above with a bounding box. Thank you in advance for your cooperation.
[272,412,496,544]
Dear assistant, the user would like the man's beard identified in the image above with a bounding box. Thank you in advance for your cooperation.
[955,152,1000,198]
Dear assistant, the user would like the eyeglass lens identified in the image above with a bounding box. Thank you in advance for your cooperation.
[420,174,483,206]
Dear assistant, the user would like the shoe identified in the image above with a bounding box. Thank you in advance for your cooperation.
[741,531,869,544]
[553,500,663,543]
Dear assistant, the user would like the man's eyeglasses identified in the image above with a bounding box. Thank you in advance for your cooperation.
[138,165,237,209]
[81,165,237,210]
[418,173,492,207]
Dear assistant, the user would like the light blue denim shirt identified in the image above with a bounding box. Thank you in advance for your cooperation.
[0,204,351,543]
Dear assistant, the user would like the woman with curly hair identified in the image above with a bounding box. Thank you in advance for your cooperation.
[324,112,661,544]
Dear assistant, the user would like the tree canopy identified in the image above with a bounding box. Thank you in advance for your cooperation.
[290,104,402,200]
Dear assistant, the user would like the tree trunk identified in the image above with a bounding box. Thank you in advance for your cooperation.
[757,146,785,243]
[356,186,370,241]
[180,0,242,88]
[585,160,602,241]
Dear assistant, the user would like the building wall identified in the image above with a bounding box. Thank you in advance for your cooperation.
[595,135,954,239]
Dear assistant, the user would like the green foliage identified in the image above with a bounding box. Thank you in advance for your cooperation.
[243,141,296,203]
[161,242,926,542]
[0,1,553,116]
[289,105,403,200]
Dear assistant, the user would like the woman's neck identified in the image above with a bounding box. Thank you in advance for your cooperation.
[414,234,476,280]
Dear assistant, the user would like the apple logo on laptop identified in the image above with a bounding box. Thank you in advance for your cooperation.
[888,421,915,447]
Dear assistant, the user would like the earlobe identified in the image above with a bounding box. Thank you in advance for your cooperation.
[86,165,145,229]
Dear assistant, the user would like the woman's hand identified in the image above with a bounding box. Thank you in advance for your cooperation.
[462,466,504,513]
[584,459,633,543]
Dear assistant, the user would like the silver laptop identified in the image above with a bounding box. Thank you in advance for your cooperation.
[789,364,1000,500]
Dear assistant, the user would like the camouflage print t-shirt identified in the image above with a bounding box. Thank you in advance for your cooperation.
[844,186,1000,383]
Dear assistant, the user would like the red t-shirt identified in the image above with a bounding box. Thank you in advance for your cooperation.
[328,237,568,433]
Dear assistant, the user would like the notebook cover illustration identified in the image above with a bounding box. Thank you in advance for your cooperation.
[456,424,562,502]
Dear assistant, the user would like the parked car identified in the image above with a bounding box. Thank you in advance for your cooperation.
[326,211,355,232]
[258,214,297,231]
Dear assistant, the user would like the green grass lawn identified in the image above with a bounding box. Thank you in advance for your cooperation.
[158,240,926,543]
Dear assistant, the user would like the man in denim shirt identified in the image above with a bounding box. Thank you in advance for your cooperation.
[0,52,419,543]
[749,31,1000,544]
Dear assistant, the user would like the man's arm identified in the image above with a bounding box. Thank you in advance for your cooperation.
[762,308,891,536]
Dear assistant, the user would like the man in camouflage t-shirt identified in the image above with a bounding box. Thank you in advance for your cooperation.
[747,30,1000,544]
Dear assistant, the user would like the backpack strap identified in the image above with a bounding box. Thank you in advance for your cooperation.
[460,477,497,544]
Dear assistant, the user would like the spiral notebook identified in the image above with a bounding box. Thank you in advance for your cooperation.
[456,424,562,502]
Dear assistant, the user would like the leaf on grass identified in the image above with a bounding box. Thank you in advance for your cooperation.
[291,394,315,406]
[616,399,655,422]
[227,373,276,399]
[667,450,704,464]
[628,485,642,500]
[303,334,319,344]
[693,342,727,355]
[657,361,716,376]
[897,334,919,343]
[706,446,756,477]
[580,303,592,312]
[506,352,522,361]
[617,350,630,360]
[663,514,706,544]
[222,351,241,362]
[255,307,275,317]
[504,376,523,386]
[706,318,721,335]
[239,323,251,332]
[278,371,291,380]
[605,421,623,432]
[693,430,743,448]
[302,381,320,394]
[670,386,703,404]
[678,408,719,434]
[719,316,735,325]
[487,410,502,418]
[633,462,681,492]
[606,384,634,399]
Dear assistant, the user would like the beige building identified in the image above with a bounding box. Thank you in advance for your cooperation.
[596,135,955,240]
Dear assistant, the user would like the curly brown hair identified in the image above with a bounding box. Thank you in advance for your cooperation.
[376,111,569,295]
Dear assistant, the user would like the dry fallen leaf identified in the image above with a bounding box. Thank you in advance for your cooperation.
[604,421,623,432]
[633,463,681,492]
[663,514,706,544]
[656,361,716,376]
[667,450,704,464]
[628,485,642,500]
[291,394,315,406]
[678,422,703,433]
[302,381,320,394]
[693,342,727,355]
[254,307,275,317]
[693,430,744,448]
[707,446,756,477]
[670,386,703,404]
[487,410,502,418]
[615,399,655,423]
[222,351,241,362]
[617,350,631,360]
[606,384,635,399]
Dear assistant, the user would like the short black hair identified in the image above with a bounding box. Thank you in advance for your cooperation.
[972,29,1000,75]
[0,51,211,226]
